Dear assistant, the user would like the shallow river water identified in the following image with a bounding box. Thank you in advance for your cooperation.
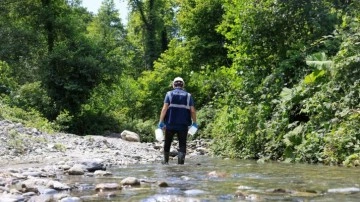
[63,156,360,201]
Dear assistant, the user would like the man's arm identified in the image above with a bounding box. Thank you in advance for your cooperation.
[190,106,196,123]
[159,103,169,122]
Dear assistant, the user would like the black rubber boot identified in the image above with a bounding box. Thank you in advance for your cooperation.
[178,152,185,164]
[162,152,169,164]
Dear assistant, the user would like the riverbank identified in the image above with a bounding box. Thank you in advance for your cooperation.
[0,120,211,201]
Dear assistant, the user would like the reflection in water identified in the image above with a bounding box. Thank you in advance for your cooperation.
[64,156,360,201]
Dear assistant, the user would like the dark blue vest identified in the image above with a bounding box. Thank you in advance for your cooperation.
[164,89,192,128]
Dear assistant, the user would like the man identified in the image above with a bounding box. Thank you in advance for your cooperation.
[158,77,197,164]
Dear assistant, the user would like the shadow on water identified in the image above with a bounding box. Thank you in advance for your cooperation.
[64,156,360,201]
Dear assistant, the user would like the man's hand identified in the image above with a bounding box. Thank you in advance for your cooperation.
[191,122,198,128]
[158,122,165,129]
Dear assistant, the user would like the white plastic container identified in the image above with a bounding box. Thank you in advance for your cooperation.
[188,126,198,136]
[155,128,164,142]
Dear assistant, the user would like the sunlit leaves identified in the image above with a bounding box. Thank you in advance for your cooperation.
[127,0,176,70]
[0,61,17,94]
[304,70,326,84]
[279,88,293,102]
[86,0,126,80]
[283,124,304,147]
[304,52,333,84]
[306,52,333,70]
[176,0,228,69]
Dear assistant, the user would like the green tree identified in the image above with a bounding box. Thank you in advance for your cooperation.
[127,0,176,71]
[174,0,230,109]
[131,0,231,133]
[211,0,339,159]
[138,0,229,118]
[0,0,46,84]
[218,0,337,105]
[38,0,107,119]
[86,0,126,81]
[176,0,229,71]
[0,61,18,95]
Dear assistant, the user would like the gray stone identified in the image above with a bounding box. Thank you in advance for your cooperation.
[21,178,50,192]
[184,189,206,196]
[0,193,26,202]
[47,180,71,190]
[68,164,85,175]
[21,171,42,178]
[120,130,141,142]
[59,197,81,202]
[28,195,53,202]
[121,177,140,186]
[328,187,360,194]
[94,170,112,176]
[80,159,106,172]
[37,188,57,195]
[158,181,169,187]
[95,183,120,191]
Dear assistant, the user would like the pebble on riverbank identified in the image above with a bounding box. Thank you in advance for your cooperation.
[0,119,212,201]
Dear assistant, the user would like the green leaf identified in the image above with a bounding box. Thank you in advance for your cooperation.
[306,52,333,70]
[304,70,325,84]
[279,87,293,102]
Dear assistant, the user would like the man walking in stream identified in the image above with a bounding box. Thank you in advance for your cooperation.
[158,77,197,164]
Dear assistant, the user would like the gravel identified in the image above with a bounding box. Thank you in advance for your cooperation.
[0,120,210,169]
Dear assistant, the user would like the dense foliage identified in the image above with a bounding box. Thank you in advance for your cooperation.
[0,0,359,166]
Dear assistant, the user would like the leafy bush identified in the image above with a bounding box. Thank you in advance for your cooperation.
[0,61,18,95]
[343,153,360,167]
[8,130,26,155]
[53,110,74,132]
[0,104,55,133]
[210,104,270,159]
[10,81,55,118]
[196,104,217,139]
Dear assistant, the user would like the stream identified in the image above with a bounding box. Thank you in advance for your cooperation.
[62,156,360,201]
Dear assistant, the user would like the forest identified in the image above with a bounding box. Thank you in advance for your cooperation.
[0,0,359,166]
